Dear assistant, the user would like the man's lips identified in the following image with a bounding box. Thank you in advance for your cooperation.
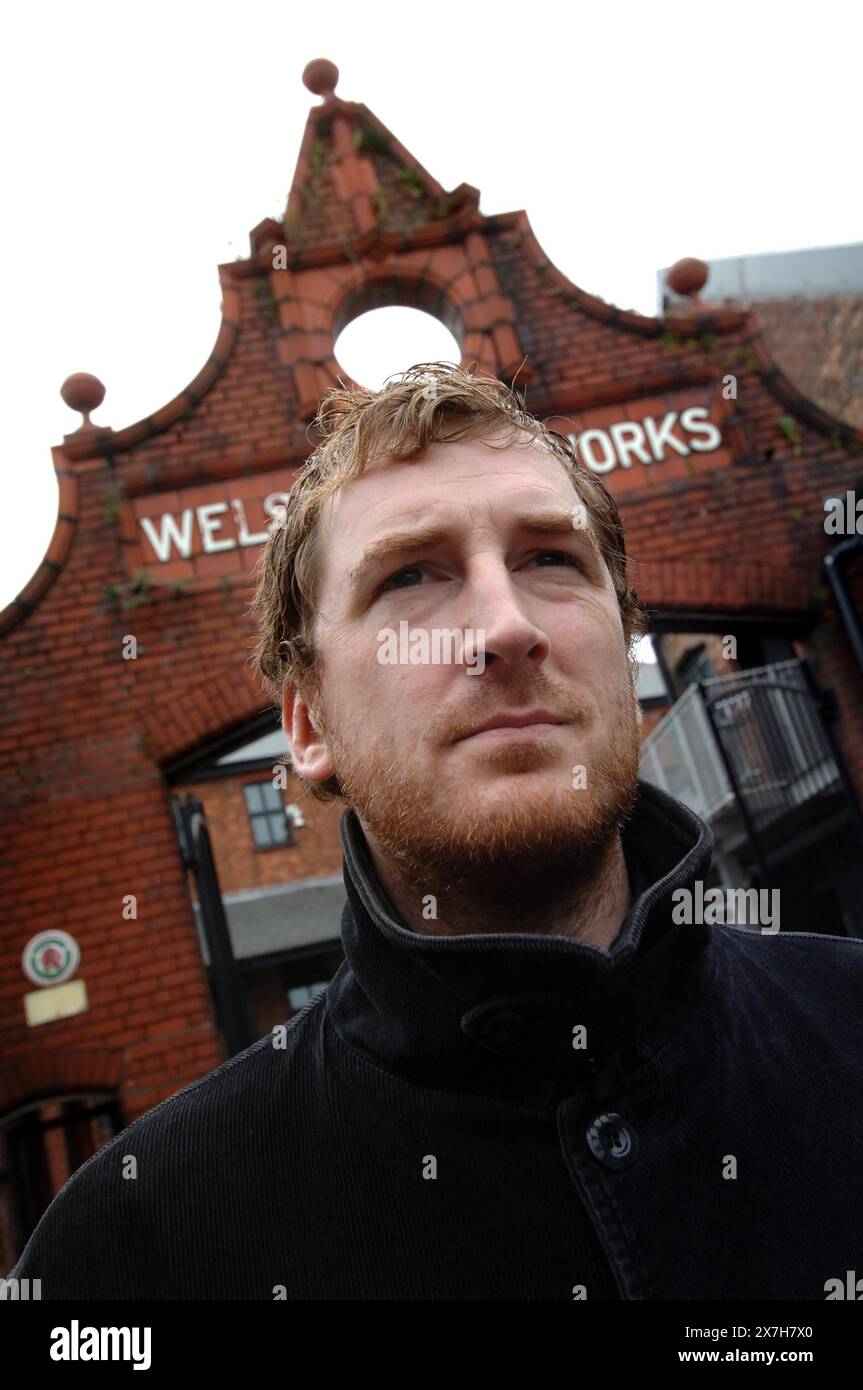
[462,723,566,744]
[457,710,567,740]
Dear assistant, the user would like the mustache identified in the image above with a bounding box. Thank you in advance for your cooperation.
[440,685,593,744]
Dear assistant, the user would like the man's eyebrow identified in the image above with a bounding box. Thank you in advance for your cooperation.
[346,509,603,591]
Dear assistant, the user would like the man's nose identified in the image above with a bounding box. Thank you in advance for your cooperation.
[458,559,551,669]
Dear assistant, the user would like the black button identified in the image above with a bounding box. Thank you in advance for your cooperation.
[585,1112,639,1169]
[484,1010,525,1048]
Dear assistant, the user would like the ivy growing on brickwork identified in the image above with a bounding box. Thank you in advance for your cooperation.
[103,481,127,526]
[394,168,424,199]
[353,124,389,155]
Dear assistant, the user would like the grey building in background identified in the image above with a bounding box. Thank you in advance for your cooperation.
[658,241,863,314]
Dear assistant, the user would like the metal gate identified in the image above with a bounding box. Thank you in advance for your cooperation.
[641,659,863,937]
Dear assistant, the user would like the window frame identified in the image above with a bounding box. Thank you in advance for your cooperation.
[242,779,295,851]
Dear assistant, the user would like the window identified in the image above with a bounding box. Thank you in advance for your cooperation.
[677,643,716,690]
[287,980,329,1010]
[243,781,294,850]
[280,948,344,1019]
[634,635,670,705]
[1,1094,121,1269]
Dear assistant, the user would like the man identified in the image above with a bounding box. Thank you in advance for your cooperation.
[7,362,863,1300]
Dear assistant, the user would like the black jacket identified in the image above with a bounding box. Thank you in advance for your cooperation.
[7,780,863,1299]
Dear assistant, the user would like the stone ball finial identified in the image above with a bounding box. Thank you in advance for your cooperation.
[303,58,339,98]
[666,257,709,299]
[60,372,106,429]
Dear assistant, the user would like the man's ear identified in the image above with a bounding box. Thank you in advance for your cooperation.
[282,685,335,784]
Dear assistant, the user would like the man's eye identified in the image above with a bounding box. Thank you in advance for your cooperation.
[532,550,584,570]
[375,552,583,595]
[377,564,428,594]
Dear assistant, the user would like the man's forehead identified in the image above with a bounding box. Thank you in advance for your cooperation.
[321,434,577,538]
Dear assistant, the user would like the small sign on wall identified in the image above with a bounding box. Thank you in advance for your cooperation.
[24,980,89,1027]
[22,930,81,986]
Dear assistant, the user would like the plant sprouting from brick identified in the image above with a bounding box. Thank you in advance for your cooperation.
[309,140,330,171]
[104,569,155,612]
[777,415,801,447]
[828,428,863,455]
[354,124,389,155]
[103,482,126,526]
[735,346,760,371]
[395,168,424,199]
[125,570,154,610]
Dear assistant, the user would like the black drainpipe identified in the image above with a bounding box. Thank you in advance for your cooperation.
[823,535,863,675]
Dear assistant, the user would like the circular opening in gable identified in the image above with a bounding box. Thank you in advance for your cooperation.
[334,306,461,390]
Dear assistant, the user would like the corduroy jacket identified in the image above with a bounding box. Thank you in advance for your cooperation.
[7,780,863,1300]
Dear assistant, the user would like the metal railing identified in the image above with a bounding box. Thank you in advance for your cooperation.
[640,681,734,820]
[639,659,840,827]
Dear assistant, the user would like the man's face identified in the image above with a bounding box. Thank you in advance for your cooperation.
[284,436,641,893]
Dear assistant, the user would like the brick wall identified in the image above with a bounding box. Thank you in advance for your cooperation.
[2,83,862,1160]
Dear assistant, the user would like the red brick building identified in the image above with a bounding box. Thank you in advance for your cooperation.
[2,59,863,1269]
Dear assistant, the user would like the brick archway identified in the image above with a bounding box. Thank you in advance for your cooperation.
[0,1049,124,1118]
[140,663,272,770]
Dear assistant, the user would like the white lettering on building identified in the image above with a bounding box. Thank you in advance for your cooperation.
[567,407,721,474]
[138,492,290,562]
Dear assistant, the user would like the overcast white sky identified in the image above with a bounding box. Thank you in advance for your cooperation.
[1,0,860,610]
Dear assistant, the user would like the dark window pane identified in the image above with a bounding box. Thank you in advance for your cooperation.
[244,783,264,813]
[252,816,272,848]
[268,812,290,843]
[260,781,283,811]
[287,980,329,1009]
